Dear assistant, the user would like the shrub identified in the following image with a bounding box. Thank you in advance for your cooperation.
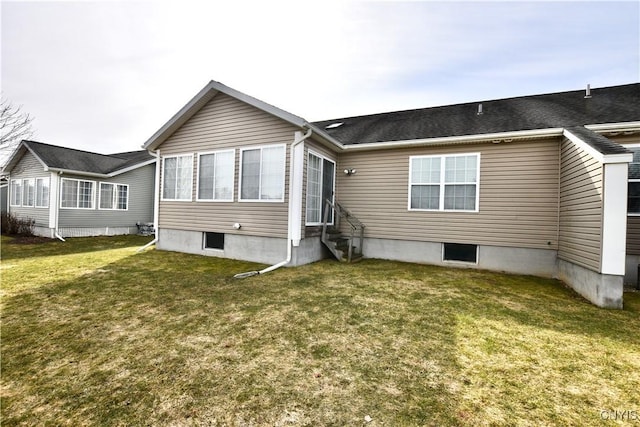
[1,212,35,236]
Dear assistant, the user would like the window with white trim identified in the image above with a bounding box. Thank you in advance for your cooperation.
[197,150,234,201]
[61,178,95,209]
[628,148,640,215]
[409,153,479,211]
[162,154,193,201]
[22,179,35,207]
[99,182,129,210]
[240,145,285,201]
[35,177,49,208]
[10,179,22,206]
[306,152,335,224]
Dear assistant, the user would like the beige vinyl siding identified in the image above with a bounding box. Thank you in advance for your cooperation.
[157,93,298,238]
[558,138,603,271]
[58,165,155,228]
[336,138,560,249]
[8,150,50,227]
[627,216,640,255]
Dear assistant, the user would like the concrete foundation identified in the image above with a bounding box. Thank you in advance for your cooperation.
[363,237,558,277]
[157,228,325,266]
[558,259,623,309]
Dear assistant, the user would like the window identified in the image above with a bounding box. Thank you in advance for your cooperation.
[628,148,640,215]
[22,179,35,207]
[10,179,22,206]
[443,243,478,263]
[197,150,234,201]
[306,152,336,224]
[35,177,49,208]
[409,153,479,211]
[61,178,95,209]
[240,145,285,201]
[99,182,129,210]
[162,154,193,201]
[204,232,224,250]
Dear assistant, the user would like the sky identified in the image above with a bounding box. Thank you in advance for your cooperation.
[1,0,639,158]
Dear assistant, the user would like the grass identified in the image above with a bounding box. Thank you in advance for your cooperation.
[1,235,639,426]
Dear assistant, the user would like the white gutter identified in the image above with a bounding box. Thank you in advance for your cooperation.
[341,128,566,151]
[137,149,160,252]
[586,121,640,133]
[234,128,313,278]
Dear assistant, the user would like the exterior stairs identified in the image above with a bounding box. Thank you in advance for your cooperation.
[321,200,365,263]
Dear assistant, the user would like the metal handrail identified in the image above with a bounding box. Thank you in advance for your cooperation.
[322,199,364,262]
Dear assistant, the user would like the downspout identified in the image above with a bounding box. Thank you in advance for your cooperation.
[138,148,160,252]
[54,171,65,241]
[234,128,313,278]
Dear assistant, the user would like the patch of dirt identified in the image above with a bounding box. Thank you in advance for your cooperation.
[5,235,55,244]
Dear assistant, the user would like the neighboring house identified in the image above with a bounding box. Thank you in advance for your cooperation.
[2,140,155,238]
[143,80,639,308]
[0,182,7,214]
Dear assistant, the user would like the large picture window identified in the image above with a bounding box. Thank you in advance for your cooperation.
[61,178,95,209]
[240,145,285,201]
[162,154,193,201]
[409,153,480,212]
[22,179,35,207]
[306,152,335,224]
[10,179,22,206]
[197,150,234,201]
[99,182,129,210]
[35,177,49,208]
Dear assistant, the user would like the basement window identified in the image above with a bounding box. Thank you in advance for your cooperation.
[204,232,224,250]
[443,243,477,264]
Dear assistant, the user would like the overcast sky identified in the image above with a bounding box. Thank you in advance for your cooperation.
[1,1,639,156]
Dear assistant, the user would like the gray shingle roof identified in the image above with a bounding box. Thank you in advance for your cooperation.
[565,126,631,156]
[23,141,154,175]
[312,83,640,145]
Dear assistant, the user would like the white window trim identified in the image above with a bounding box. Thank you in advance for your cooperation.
[305,150,336,226]
[10,179,22,207]
[22,178,35,207]
[161,153,194,202]
[35,177,50,208]
[98,182,129,211]
[408,152,480,213]
[196,149,235,202]
[60,178,96,210]
[239,144,286,203]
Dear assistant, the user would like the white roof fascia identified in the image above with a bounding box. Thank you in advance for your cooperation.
[47,168,110,179]
[562,128,633,164]
[303,123,345,151]
[340,128,565,152]
[585,121,640,133]
[143,80,308,151]
[108,158,157,177]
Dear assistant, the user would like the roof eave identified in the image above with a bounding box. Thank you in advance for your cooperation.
[108,158,157,177]
[340,128,566,151]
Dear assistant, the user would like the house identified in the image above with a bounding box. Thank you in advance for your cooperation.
[2,140,156,238]
[143,80,639,308]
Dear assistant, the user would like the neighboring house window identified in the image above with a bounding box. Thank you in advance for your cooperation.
[240,145,285,201]
[99,182,129,210]
[22,179,35,207]
[10,179,22,206]
[628,148,640,215]
[197,150,234,201]
[409,153,480,211]
[61,178,95,209]
[306,151,336,224]
[35,177,49,208]
[162,154,193,201]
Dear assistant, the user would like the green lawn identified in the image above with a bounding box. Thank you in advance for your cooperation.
[1,235,639,426]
